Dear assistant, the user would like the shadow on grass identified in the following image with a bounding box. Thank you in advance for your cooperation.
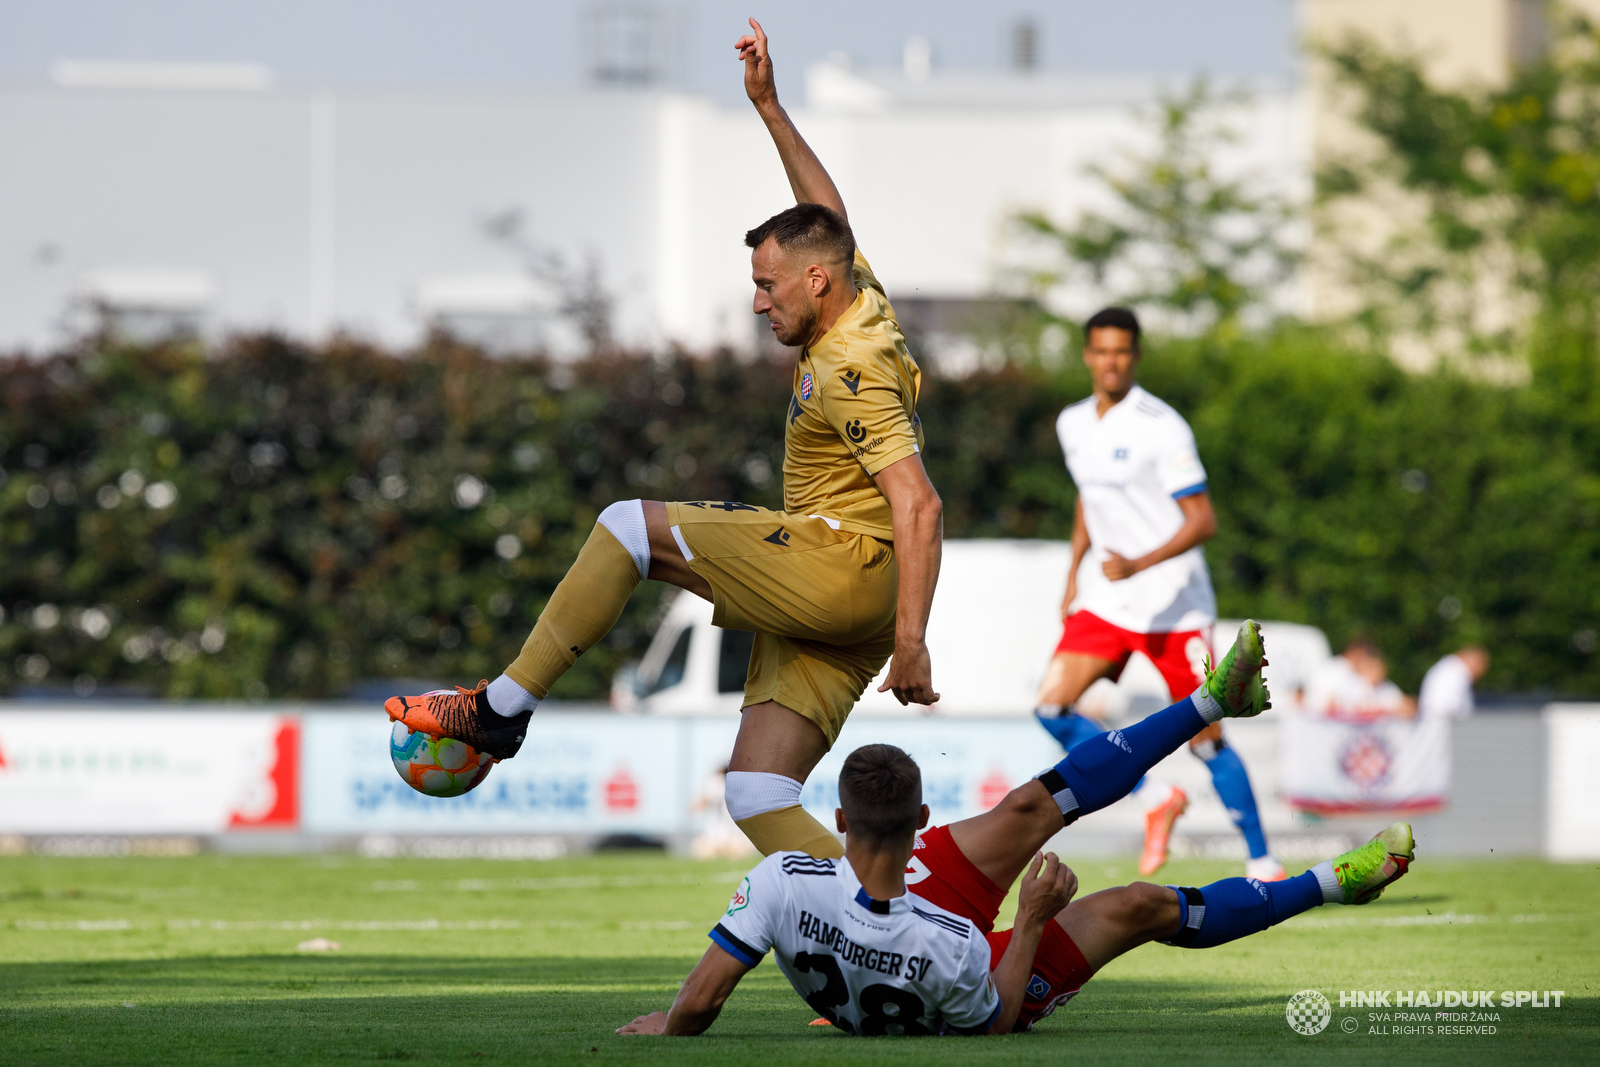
[1,957,1592,1067]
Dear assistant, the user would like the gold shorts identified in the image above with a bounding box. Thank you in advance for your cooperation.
[664,501,897,745]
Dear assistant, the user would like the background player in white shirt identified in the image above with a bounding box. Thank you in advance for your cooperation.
[1034,308,1284,882]
[617,627,1416,1036]
[1418,645,1489,720]
[1306,638,1416,720]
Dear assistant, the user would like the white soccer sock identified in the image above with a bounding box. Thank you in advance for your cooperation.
[1310,860,1342,903]
[724,771,803,821]
[1190,684,1225,724]
[597,499,651,580]
[486,673,540,717]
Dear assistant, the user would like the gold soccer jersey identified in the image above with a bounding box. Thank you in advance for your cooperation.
[783,251,924,540]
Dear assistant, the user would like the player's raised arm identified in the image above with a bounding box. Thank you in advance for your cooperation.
[737,18,848,218]
[615,943,752,1036]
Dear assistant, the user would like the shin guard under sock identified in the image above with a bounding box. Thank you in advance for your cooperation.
[1034,697,1207,822]
[505,522,641,698]
[1195,741,1270,860]
[734,805,844,859]
[1162,870,1325,948]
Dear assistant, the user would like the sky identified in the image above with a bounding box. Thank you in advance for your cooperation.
[0,0,1299,104]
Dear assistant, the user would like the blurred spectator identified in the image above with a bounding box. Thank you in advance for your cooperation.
[1305,638,1416,720]
[1417,645,1490,720]
[689,764,757,861]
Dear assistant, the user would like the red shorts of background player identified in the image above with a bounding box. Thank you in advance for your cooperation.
[1055,609,1212,703]
[906,824,1094,1030]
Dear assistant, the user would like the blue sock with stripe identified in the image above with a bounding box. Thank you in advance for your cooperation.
[1162,871,1325,949]
[1195,741,1270,860]
[1033,697,1207,821]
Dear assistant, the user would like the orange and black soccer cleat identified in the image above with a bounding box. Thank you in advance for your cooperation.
[385,680,532,761]
[1138,786,1188,877]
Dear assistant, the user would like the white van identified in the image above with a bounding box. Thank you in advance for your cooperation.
[616,539,1331,719]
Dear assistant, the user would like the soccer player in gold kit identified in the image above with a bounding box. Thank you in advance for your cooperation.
[388,18,943,860]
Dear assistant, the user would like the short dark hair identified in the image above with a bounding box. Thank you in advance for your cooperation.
[744,202,856,269]
[1084,306,1142,351]
[1344,636,1382,659]
[837,744,921,844]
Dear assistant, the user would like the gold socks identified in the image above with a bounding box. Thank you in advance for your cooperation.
[735,804,845,859]
[505,522,641,698]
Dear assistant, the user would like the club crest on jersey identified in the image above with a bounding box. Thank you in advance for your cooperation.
[726,876,751,916]
[800,373,814,400]
[1113,447,1129,460]
[1027,974,1051,1000]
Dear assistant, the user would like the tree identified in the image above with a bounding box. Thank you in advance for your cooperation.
[1012,81,1301,343]
[1318,10,1600,420]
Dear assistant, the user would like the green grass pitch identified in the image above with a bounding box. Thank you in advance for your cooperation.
[1,851,1595,1066]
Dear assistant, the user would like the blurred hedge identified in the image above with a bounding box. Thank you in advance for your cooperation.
[2,329,1597,699]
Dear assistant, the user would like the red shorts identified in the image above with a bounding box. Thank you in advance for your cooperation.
[1056,610,1212,703]
[907,825,1094,1030]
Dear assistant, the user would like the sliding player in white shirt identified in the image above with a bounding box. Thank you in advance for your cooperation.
[1035,307,1284,881]
[617,623,1415,1036]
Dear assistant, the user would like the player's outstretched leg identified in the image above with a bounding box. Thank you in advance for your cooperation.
[385,500,651,758]
[1163,821,1414,947]
[1191,727,1283,880]
[1059,822,1415,971]
[1031,620,1268,826]
[1035,709,1192,877]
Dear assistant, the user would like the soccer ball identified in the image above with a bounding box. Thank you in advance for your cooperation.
[389,720,495,797]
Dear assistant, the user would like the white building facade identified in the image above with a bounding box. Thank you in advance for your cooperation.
[0,60,1304,357]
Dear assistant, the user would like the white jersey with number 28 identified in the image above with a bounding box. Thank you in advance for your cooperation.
[709,852,1000,1036]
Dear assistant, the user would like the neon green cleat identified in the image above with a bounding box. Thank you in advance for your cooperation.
[1200,619,1270,718]
[1331,822,1415,905]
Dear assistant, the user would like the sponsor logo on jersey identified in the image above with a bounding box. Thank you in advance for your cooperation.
[839,369,861,395]
[726,876,752,916]
[800,373,814,400]
[845,419,867,443]
[1113,447,1129,460]
[788,394,802,424]
[904,856,931,885]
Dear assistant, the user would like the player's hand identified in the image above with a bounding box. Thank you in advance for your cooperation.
[616,1011,669,1035]
[878,640,940,706]
[1015,851,1077,927]
[1060,579,1078,620]
[1101,551,1142,581]
[735,18,777,108]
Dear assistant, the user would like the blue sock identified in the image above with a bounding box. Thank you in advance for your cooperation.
[1196,742,1270,860]
[1033,697,1206,821]
[1034,711,1107,752]
[1163,871,1324,949]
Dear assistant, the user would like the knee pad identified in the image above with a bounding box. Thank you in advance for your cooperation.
[724,771,802,821]
[597,499,650,579]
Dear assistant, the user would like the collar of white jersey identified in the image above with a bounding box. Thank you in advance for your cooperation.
[837,857,909,917]
[1097,382,1149,421]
